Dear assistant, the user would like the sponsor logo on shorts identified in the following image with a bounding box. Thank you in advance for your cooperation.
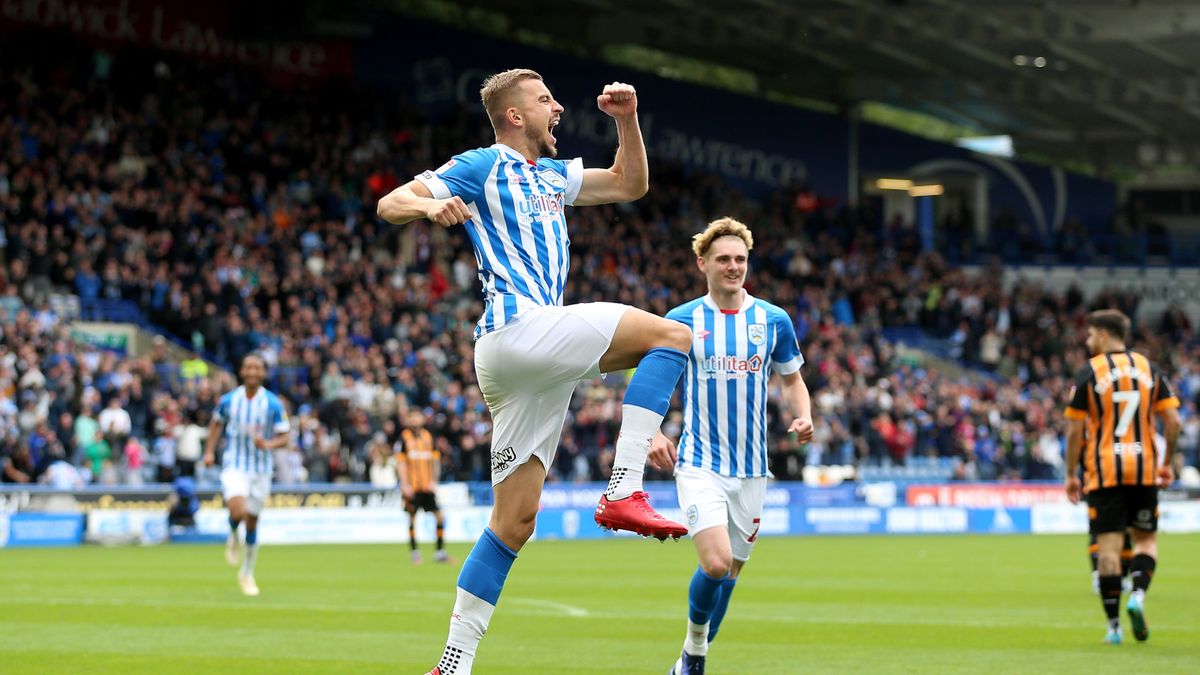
[491,446,517,474]
[686,505,699,526]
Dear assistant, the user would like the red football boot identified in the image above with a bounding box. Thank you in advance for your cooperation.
[594,491,688,541]
[424,669,441,675]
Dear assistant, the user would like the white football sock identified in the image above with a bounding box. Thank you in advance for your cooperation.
[606,405,662,500]
[438,588,496,674]
[241,543,258,576]
[684,619,710,656]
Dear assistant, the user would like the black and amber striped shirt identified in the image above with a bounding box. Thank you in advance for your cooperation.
[1065,351,1179,492]
[397,428,440,493]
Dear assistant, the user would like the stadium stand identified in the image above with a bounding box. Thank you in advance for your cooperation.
[1,34,1198,492]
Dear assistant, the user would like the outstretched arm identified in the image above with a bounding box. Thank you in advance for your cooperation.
[574,82,649,206]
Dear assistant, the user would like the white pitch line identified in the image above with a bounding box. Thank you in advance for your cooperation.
[8,594,1184,631]
[508,596,589,617]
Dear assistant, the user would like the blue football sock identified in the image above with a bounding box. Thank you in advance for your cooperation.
[440,528,519,669]
[245,528,257,545]
[457,528,518,605]
[605,347,689,501]
[708,577,738,642]
[688,566,728,625]
[623,347,688,416]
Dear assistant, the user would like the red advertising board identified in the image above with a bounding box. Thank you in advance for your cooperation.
[0,0,352,80]
[907,484,1068,508]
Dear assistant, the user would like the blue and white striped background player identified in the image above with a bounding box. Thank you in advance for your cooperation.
[203,354,290,597]
[648,218,814,675]
[378,68,693,675]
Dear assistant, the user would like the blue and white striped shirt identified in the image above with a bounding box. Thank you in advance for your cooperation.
[666,293,803,478]
[213,386,290,475]
[415,143,584,339]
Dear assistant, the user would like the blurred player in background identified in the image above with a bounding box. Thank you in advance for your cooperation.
[648,218,813,674]
[1064,310,1181,644]
[1087,430,1167,592]
[378,68,692,675]
[397,409,449,565]
[1088,531,1133,595]
[204,353,290,593]
[203,354,291,597]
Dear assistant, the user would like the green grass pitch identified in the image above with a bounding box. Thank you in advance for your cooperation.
[2,534,1197,673]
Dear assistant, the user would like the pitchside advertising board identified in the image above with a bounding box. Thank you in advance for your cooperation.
[0,513,85,548]
[3,483,1199,545]
[906,483,1069,508]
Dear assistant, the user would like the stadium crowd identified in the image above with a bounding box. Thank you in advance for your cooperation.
[2,40,1199,488]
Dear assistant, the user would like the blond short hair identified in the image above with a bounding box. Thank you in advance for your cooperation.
[692,217,754,258]
[480,68,543,130]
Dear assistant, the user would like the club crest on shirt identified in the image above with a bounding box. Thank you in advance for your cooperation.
[747,323,766,346]
[538,169,567,190]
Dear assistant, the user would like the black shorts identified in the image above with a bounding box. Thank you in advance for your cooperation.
[406,491,440,513]
[1087,486,1158,535]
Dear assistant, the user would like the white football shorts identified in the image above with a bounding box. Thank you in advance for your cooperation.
[221,468,272,516]
[474,302,630,485]
[675,464,766,562]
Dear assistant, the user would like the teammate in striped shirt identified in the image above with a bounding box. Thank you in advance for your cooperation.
[1064,309,1180,644]
[378,69,692,675]
[203,354,291,597]
[648,218,814,675]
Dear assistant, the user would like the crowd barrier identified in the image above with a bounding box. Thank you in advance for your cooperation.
[2,482,1198,547]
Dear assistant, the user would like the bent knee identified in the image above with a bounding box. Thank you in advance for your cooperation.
[492,510,537,550]
[658,321,693,353]
[700,554,732,579]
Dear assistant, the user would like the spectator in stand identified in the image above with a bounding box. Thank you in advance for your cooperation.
[173,413,207,479]
[0,37,1196,488]
[1,441,35,483]
[84,430,115,485]
[97,396,132,459]
[368,432,398,488]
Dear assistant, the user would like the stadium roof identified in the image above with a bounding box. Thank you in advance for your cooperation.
[378,0,1200,176]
